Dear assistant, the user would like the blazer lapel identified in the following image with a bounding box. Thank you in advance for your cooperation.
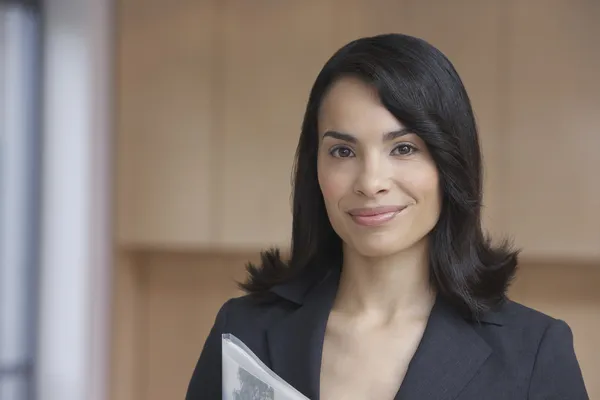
[395,297,492,400]
[266,268,339,399]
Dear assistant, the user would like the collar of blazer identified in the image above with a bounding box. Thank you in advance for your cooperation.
[269,264,506,326]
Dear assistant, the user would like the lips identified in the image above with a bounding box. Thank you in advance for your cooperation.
[347,205,406,226]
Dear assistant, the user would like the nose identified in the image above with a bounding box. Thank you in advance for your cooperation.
[353,155,391,198]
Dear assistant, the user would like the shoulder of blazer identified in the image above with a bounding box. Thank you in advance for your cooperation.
[485,298,558,329]
[471,298,567,358]
[221,267,336,331]
[223,292,300,326]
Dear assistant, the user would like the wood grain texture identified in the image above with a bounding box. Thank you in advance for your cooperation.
[116,0,216,247]
[504,0,600,259]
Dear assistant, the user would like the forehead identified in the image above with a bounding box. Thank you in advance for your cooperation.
[318,76,404,136]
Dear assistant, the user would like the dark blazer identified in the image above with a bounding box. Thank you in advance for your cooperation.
[186,267,589,399]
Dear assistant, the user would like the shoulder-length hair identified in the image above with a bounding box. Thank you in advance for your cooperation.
[241,33,518,318]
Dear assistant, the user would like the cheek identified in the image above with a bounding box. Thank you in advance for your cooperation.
[318,169,343,206]
[403,163,441,208]
[418,168,442,213]
[317,159,350,206]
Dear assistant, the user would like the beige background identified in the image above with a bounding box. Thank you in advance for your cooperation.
[112,1,600,399]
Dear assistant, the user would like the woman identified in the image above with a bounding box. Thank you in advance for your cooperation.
[186,33,588,399]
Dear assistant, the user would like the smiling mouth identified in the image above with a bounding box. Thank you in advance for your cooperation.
[347,206,406,227]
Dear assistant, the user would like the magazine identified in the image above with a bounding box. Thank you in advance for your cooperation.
[222,333,310,400]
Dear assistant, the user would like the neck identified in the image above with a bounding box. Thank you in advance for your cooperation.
[333,239,435,322]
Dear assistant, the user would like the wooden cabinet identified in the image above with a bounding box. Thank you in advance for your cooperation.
[116,1,217,247]
[504,0,600,260]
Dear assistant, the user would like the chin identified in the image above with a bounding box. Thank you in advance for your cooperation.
[350,235,411,258]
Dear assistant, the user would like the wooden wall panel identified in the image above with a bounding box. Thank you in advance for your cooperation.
[504,0,600,259]
[142,252,252,400]
[331,0,410,47]
[116,1,216,247]
[110,251,144,400]
[215,1,336,249]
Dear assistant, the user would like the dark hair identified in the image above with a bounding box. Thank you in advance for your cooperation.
[241,33,519,318]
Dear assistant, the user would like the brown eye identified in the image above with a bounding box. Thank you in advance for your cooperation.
[392,143,416,156]
[330,146,355,158]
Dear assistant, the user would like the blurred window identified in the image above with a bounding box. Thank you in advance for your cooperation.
[0,0,41,399]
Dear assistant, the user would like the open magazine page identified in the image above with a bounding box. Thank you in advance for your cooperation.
[222,334,310,400]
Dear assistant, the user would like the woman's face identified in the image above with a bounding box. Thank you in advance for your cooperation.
[317,76,442,258]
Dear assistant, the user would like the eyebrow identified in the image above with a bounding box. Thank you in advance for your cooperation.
[322,128,411,143]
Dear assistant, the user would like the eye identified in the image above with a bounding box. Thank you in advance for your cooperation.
[391,143,417,156]
[330,146,355,158]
